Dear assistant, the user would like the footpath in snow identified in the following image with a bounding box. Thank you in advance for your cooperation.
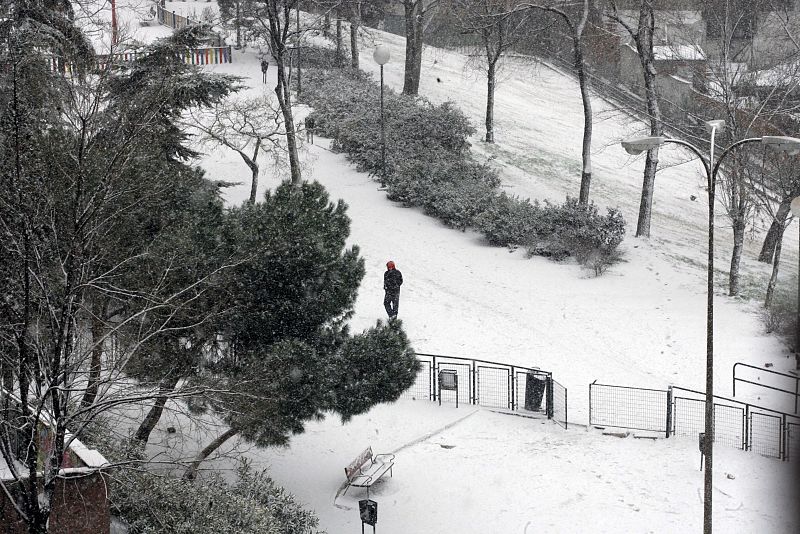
[116,3,800,532]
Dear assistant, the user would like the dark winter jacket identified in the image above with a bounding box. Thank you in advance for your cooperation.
[384,268,403,293]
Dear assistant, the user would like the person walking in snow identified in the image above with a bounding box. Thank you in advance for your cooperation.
[383,260,403,319]
[304,115,316,144]
[260,59,269,84]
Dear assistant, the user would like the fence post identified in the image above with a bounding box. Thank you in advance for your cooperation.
[744,404,750,451]
[546,375,554,420]
[665,386,673,438]
[471,360,476,405]
[782,414,787,461]
[589,381,593,428]
[432,355,437,402]
[509,366,515,410]
[172,11,176,28]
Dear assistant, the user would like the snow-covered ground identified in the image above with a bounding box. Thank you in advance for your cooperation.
[114,2,800,532]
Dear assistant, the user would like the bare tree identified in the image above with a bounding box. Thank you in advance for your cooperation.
[0,19,239,531]
[521,0,593,203]
[607,0,662,237]
[251,0,304,185]
[188,93,287,204]
[453,0,533,143]
[393,0,441,96]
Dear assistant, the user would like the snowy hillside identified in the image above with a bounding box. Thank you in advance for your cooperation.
[113,2,800,532]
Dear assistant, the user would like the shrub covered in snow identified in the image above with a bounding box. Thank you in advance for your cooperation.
[111,461,321,534]
[300,61,625,271]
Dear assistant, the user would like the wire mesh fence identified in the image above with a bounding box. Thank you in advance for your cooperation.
[787,423,800,462]
[592,382,800,461]
[476,366,510,409]
[400,353,563,423]
[589,382,669,434]
[551,379,568,429]
[672,397,744,450]
[749,412,783,459]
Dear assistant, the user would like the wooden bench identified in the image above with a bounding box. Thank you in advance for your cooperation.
[343,446,395,498]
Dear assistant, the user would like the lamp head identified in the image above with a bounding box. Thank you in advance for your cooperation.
[704,120,725,133]
[621,136,666,155]
[373,45,391,66]
[762,136,800,154]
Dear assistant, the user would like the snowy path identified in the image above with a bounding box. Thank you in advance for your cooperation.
[113,3,800,531]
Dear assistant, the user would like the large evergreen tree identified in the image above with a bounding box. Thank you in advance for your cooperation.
[183,181,419,478]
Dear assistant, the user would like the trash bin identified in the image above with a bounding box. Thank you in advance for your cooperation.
[525,373,547,411]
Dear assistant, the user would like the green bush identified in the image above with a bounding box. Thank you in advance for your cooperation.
[530,198,626,274]
[111,461,322,534]
[474,193,544,247]
[300,54,626,272]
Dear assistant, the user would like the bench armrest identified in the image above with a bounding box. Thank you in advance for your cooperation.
[373,453,395,463]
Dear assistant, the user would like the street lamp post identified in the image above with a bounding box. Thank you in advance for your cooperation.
[621,127,800,534]
[373,45,390,183]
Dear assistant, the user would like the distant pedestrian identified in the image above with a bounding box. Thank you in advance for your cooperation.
[383,260,403,319]
[260,59,269,84]
[304,115,316,144]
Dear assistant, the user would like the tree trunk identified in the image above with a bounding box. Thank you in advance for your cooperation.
[729,214,746,296]
[634,7,662,238]
[239,138,261,204]
[183,427,238,480]
[574,33,592,205]
[132,375,180,446]
[350,18,360,69]
[485,60,495,143]
[270,26,302,185]
[728,172,748,297]
[80,308,105,409]
[759,199,791,263]
[235,0,242,49]
[323,11,330,37]
[636,149,659,237]
[335,11,343,67]
[764,229,785,309]
[402,0,423,96]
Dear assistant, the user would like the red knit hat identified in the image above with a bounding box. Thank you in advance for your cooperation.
[386,261,395,269]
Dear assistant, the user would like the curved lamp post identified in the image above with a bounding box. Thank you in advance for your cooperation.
[373,45,391,182]
[622,125,800,534]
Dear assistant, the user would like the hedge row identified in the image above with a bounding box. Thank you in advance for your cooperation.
[299,60,625,272]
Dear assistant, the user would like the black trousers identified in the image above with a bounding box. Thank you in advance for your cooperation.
[384,291,400,318]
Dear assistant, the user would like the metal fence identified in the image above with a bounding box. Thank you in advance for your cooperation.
[402,353,565,425]
[589,382,670,436]
[733,362,799,414]
[589,381,800,461]
[550,379,568,429]
[671,386,800,461]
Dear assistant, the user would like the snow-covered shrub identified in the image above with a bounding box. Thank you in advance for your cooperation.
[528,198,626,270]
[112,461,321,534]
[300,57,626,272]
[385,157,499,229]
[300,68,475,180]
[474,193,544,247]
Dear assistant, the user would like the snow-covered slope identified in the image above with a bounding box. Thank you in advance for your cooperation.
[115,2,799,532]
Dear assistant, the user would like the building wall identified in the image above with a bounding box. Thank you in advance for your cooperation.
[1,472,111,534]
